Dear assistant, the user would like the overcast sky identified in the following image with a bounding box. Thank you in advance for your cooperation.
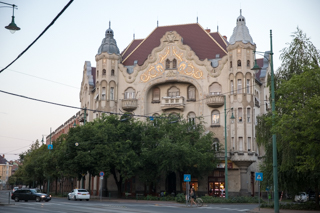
[1,0,319,161]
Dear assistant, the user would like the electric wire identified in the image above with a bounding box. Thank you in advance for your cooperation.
[0,0,74,73]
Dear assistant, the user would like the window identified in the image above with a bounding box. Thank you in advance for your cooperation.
[188,112,196,125]
[237,60,241,67]
[213,138,219,151]
[111,69,114,76]
[247,60,250,67]
[212,110,220,124]
[166,59,170,69]
[152,87,160,103]
[124,88,135,99]
[110,87,114,100]
[172,59,177,69]
[103,69,106,75]
[238,108,242,122]
[188,85,196,100]
[209,83,221,95]
[168,86,179,97]
[97,70,99,77]
[239,137,243,151]
[231,80,234,95]
[246,79,250,93]
[248,137,251,151]
[230,61,232,68]
[247,108,251,122]
[102,87,106,100]
[237,79,242,94]
[232,137,235,150]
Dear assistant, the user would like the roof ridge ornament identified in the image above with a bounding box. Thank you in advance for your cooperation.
[229,10,254,45]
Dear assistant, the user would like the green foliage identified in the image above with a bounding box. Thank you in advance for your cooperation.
[261,202,319,210]
[175,193,186,202]
[188,196,260,203]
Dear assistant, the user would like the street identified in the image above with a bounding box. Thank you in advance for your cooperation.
[0,196,258,213]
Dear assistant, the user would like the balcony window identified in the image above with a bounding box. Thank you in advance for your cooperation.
[124,87,135,99]
[110,87,114,100]
[168,86,179,97]
[211,110,220,125]
[209,83,221,95]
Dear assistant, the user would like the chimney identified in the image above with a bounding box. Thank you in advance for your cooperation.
[205,29,211,33]
[223,35,227,41]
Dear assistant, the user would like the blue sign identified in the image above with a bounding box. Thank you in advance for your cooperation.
[184,174,191,182]
[99,171,104,177]
[255,172,263,181]
[149,116,154,121]
[48,144,53,150]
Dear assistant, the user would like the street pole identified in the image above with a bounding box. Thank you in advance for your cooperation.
[224,96,228,199]
[47,127,51,194]
[270,29,279,213]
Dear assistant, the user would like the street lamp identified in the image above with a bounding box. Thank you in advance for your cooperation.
[0,1,21,33]
[251,30,279,213]
[224,96,235,199]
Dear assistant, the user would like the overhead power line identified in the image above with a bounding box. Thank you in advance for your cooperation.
[0,0,74,73]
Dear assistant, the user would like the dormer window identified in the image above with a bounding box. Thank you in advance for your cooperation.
[172,59,177,69]
[166,59,170,69]
[216,54,220,58]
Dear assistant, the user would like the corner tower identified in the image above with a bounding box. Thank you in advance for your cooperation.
[94,22,121,115]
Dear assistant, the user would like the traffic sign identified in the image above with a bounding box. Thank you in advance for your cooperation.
[100,171,104,177]
[48,144,53,150]
[255,172,263,181]
[184,174,191,182]
[149,116,154,121]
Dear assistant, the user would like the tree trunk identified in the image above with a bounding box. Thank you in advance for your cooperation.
[111,168,122,198]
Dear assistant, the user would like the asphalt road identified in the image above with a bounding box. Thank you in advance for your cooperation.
[0,196,259,213]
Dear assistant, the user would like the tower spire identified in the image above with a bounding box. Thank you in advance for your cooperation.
[240,9,242,16]
[109,21,111,28]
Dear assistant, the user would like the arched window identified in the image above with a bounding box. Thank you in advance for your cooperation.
[209,83,222,95]
[237,60,241,67]
[247,60,250,67]
[168,86,179,97]
[102,69,106,75]
[188,112,196,125]
[166,59,170,69]
[211,110,220,125]
[111,69,114,76]
[172,59,177,69]
[124,87,135,99]
[230,61,232,68]
[213,138,219,151]
[188,85,196,101]
[152,87,160,103]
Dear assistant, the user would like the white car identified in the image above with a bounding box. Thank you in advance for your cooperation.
[68,189,90,201]
[294,192,309,202]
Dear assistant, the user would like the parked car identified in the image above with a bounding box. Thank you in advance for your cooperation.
[68,189,90,201]
[11,188,51,202]
[12,187,19,192]
[294,192,309,202]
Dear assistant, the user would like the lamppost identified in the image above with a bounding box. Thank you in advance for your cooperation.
[0,1,21,33]
[224,96,235,199]
[251,30,279,213]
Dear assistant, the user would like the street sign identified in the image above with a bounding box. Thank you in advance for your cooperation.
[255,172,263,181]
[48,144,53,150]
[100,171,104,177]
[184,174,191,182]
[149,116,154,121]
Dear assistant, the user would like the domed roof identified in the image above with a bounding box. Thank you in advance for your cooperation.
[229,10,254,45]
[98,21,120,55]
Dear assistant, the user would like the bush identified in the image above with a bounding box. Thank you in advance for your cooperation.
[261,202,319,210]
[175,193,186,203]
[200,195,261,203]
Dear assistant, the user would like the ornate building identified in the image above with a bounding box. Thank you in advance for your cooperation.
[77,11,270,197]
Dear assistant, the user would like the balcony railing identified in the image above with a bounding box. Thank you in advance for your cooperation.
[161,96,185,111]
[206,94,224,107]
[122,99,138,111]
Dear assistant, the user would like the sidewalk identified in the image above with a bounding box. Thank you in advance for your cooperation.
[247,207,320,213]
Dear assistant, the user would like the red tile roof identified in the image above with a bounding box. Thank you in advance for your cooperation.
[209,32,228,52]
[122,23,228,66]
[255,58,264,80]
[121,39,143,61]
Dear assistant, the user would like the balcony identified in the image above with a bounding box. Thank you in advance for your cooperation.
[161,96,185,111]
[206,94,224,107]
[122,99,138,111]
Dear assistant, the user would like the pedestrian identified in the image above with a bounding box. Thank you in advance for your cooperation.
[190,188,197,207]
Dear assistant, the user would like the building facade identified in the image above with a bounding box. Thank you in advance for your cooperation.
[0,155,13,190]
[47,11,270,197]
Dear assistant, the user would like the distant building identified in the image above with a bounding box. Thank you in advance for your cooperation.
[0,155,13,189]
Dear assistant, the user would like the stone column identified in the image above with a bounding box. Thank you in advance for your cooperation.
[234,161,253,196]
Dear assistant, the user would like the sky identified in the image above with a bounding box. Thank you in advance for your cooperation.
[0,0,319,161]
